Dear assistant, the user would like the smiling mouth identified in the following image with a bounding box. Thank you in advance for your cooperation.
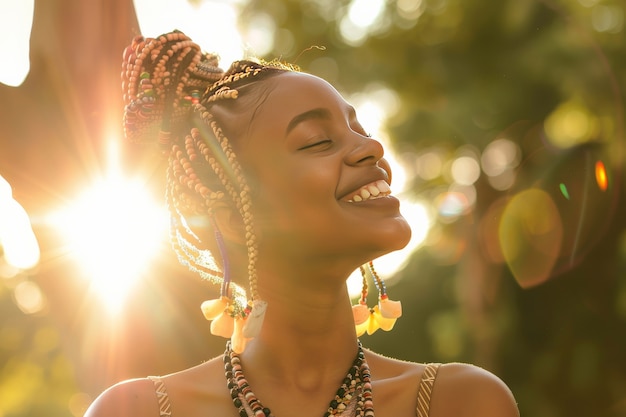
[344,180,391,203]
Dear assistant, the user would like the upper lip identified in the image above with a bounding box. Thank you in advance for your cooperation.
[337,168,391,202]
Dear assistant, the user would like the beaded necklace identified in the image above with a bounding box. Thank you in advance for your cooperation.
[224,341,375,417]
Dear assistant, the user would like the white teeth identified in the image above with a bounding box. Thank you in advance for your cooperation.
[347,180,391,203]
[368,185,380,197]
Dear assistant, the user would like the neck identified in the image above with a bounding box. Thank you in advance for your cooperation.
[239,259,361,390]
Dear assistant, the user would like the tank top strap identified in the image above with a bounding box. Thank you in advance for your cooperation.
[147,376,172,417]
[416,363,441,417]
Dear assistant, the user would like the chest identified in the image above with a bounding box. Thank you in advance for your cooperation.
[161,378,423,417]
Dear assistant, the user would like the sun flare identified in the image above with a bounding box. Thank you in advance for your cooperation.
[48,160,168,313]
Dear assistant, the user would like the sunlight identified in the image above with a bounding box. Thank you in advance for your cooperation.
[0,200,40,270]
[0,0,34,87]
[47,142,168,313]
[347,0,385,28]
[346,94,433,295]
[340,0,386,45]
[350,88,405,190]
[133,0,244,66]
[377,198,432,272]
[353,95,433,269]
[0,175,40,271]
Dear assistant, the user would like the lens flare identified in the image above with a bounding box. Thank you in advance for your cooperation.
[499,189,563,288]
[595,160,608,191]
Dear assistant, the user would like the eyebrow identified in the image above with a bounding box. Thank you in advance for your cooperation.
[285,108,332,136]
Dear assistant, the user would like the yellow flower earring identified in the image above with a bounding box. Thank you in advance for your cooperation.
[200,215,266,354]
[352,261,402,337]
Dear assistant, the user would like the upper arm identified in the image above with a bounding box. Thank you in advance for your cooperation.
[84,378,160,417]
[430,363,519,417]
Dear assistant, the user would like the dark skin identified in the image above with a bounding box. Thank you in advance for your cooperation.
[85,72,519,417]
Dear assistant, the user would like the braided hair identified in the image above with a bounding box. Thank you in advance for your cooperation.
[121,30,293,315]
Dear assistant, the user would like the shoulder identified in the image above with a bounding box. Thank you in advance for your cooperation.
[364,349,423,383]
[430,363,519,417]
[84,377,160,417]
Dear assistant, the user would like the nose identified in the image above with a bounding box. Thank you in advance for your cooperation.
[345,135,385,166]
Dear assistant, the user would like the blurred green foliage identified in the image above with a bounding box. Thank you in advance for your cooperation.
[0,278,81,417]
[0,1,625,417]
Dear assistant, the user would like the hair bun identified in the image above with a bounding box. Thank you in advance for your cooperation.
[121,31,224,149]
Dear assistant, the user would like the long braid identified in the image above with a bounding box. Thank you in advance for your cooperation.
[122,31,293,349]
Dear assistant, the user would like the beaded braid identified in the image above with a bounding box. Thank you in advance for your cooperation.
[122,31,223,148]
[121,31,292,351]
[190,108,259,311]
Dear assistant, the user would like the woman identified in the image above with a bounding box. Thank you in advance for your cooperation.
[85,31,519,417]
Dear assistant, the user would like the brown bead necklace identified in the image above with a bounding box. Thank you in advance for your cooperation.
[223,341,375,417]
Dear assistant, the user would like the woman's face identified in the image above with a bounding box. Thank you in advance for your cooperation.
[231,72,411,264]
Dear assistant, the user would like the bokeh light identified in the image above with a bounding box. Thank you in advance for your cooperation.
[13,280,46,315]
[339,0,388,46]
[591,4,624,33]
[481,138,521,178]
[240,12,276,56]
[417,149,445,181]
[481,135,522,191]
[451,155,481,185]
[544,100,598,149]
[499,188,563,288]
[396,0,425,22]
[435,191,470,222]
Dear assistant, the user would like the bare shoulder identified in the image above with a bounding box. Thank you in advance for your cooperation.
[84,356,230,417]
[364,348,423,378]
[431,363,519,417]
[361,350,424,417]
[84,377,159,417]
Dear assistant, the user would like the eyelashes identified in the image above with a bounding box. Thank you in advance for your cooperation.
[295,121,371,152]
[298,139,332,151]
[297,131,371,151]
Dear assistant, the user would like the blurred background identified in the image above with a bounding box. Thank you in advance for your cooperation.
[0,0,625,416]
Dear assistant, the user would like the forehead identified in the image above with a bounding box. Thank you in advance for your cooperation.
[248,72,350,136]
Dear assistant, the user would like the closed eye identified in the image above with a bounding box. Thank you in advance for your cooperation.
[298,139,332,151]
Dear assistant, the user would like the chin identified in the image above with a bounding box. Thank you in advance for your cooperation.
[372,216,412,255]
[392,218,413,250]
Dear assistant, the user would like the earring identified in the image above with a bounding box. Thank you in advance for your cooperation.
[352,261,402,336]
[200,215,266,353]
[200,215,237,336]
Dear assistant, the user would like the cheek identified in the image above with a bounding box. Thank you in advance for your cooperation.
[251,163,338,239]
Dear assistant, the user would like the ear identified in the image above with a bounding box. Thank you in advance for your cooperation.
[211,201,246,246]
